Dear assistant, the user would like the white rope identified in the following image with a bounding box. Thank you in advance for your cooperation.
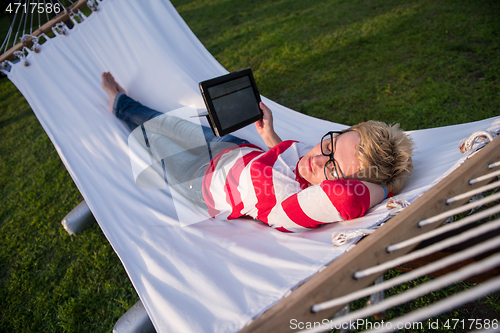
[69,9,86,25]
[387,204,500,252]
[312,235,500,313]
[446,179,500,204]
[22,0,29,41]
[38,33,50,42]
[13,1,27,51]
[87,0,99,11]
[13,53,25,66]
[331,228,376,247]
[22,34,43,53]
[470,169,500,185]
[1,0,86,58]
[29,2,34,35]
[43,0,50,23]
[20,34,31,44]
[0,12,17,53]
[0,60,15,75]
[1,0,71,54]
[32,35,40,52]
[459,130,497,154]
[419,191,500,227]
[489,161,500,169]
[364,275,500,333]
[37,0,41,32]
[354,218,500,279]
[52,22,69,36]
[299,254,500,333]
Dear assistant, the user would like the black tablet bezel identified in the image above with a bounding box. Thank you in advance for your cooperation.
[199,68,263,137]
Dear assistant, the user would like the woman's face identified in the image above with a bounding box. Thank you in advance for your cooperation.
[297,131,361,185]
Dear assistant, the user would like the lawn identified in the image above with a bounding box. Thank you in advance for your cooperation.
[1,0,499,331]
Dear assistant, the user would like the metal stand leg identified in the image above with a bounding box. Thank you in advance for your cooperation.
[61,200,96,235]
[113,300,155,333]
[367,274,386,320]
[333,303,350,333]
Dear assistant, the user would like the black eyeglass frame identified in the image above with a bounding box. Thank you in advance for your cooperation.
[320,131,348,180]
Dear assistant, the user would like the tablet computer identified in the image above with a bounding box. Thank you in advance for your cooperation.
[199,68,263,137]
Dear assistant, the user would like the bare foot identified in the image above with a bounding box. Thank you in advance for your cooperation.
[101,72,126,112]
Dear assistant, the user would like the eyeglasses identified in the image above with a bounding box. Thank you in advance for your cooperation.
[320,131,346,180]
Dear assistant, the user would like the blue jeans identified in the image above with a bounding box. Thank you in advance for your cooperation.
[113,93,250,208]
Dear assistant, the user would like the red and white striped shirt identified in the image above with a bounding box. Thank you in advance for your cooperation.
[203,141,370,232]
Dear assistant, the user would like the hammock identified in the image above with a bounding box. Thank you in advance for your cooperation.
[2,0,499,332]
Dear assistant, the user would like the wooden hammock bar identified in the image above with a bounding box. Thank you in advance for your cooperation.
[0,0,90,63]
[240,136,500,333]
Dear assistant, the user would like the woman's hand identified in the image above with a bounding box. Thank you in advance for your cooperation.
[255,102,282,149]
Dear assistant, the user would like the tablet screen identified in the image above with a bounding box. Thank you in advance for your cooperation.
[207,75,261,131]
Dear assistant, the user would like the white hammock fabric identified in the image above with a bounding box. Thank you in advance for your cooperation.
[5,0,500,332]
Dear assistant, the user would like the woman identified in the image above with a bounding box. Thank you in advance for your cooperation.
[101,72,414,232]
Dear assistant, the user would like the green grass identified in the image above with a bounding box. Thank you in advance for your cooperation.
[174,0,499,129]
[1,0,500,331]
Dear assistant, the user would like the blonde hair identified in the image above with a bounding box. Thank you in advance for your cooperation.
[349,121,415,193]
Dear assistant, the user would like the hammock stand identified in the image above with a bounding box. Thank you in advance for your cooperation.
[241,135,500,333]
[2,1,499,332]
